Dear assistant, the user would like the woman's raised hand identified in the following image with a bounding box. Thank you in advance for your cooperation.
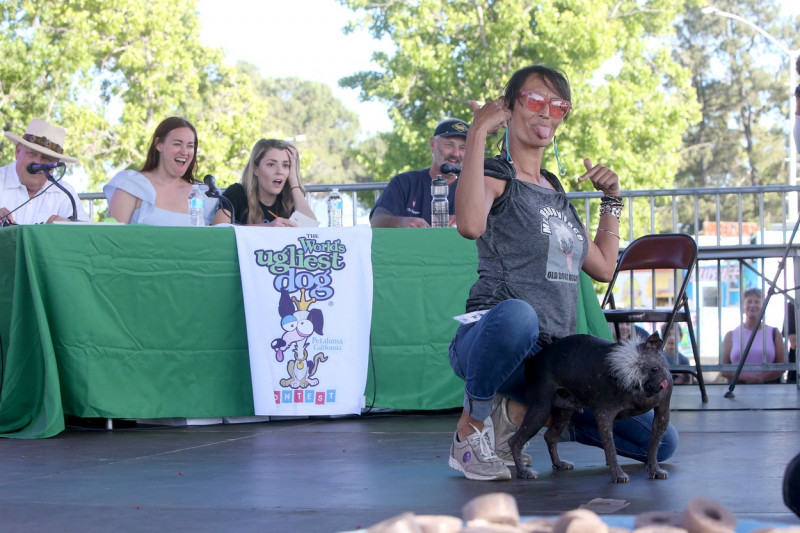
[286,145,300,186]
[578,158,620,197]
[468,99,510,136]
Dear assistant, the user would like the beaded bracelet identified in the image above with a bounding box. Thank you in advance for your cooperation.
[600,199,623,207]
[599,193,623,219]
[599,202,623,219]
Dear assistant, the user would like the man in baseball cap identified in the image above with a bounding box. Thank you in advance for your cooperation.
[1,118,88,224]
[370,118,470,228]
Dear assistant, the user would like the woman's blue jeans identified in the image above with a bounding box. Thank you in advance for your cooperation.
[448,298,678,463]
[572,408,678,462]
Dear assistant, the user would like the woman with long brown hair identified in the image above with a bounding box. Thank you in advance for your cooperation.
[105,116,218,225]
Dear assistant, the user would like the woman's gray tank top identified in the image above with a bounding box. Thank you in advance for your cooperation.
[465,157,589,341]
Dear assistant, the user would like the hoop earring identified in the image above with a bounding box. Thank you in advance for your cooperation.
[554,136,566,176]
[504,129,513,163]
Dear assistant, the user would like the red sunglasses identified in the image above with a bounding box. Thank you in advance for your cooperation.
[517,90,572,119]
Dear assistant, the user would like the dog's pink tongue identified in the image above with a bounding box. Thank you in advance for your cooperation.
[659,379,669,390]
[533,125,551,139]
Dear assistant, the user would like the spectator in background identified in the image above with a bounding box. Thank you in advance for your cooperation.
[721,288,786,384]
[211,139,316,227]
[660,323,691,385]
[610,322,649,342]
[1,118,88,224]
[369,118,469,228]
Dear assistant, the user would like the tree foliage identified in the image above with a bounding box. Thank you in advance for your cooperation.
[339,0,701,203]
[0,0,267,190]
[672,0,800,229]
[5,0,798,236]
[238,64,363,185]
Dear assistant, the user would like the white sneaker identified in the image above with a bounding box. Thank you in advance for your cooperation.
[448,423,511,481]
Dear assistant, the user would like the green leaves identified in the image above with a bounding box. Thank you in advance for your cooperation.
[240,70,361,185]
[3,0,796,234]
[674,0,798,226]
[339,0,698,200]
[0,0,266,191]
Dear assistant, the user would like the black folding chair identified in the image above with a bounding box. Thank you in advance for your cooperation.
[601,233,708,403]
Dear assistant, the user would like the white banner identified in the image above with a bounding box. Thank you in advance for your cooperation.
[233,226,373,416]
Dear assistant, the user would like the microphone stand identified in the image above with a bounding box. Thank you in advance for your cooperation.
[44,169,77,221]
[207,190,235,225]
[219,196,235,225]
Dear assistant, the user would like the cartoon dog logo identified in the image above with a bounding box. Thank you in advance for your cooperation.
[270,288,327,389]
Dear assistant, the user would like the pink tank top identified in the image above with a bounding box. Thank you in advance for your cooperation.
[730,325,777,366]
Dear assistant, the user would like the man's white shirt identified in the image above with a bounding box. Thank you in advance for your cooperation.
[0,163,89,224]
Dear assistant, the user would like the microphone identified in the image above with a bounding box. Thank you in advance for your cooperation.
[439,163,461,176]
[27,161,66,174]
[203,174,220,198]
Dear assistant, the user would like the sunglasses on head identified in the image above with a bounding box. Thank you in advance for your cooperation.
[517,90,571,119]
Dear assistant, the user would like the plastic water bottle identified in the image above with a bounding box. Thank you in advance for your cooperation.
[327,188,343,227]
[431,175,449,228]
[188,183,205,226]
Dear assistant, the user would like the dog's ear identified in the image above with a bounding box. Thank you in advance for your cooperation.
[309,308,324,335]
[278,290,295,317]
[645,332,662,350]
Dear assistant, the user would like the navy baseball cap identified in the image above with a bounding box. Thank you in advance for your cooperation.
[434,118,470,138]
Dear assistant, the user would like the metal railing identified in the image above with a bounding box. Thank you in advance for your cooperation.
[79,183,800,383]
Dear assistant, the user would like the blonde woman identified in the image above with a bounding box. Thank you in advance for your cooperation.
[213,139,316,226]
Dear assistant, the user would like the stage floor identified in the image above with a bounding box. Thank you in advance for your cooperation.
[1,383,799,532]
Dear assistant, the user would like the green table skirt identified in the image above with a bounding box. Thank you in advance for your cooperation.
[0,225,610,438]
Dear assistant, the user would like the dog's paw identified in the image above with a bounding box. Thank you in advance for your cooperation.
[552,460,574,471]
[610,471,630,483]
[516,467,539,480]
[648,466,669,480]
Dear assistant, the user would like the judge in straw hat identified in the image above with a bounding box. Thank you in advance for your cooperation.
[1,118,88,225]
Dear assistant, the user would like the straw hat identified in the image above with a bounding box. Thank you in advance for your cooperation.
[4,118,78,163]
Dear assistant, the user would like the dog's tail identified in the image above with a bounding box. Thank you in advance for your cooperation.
[308,352,328,377]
